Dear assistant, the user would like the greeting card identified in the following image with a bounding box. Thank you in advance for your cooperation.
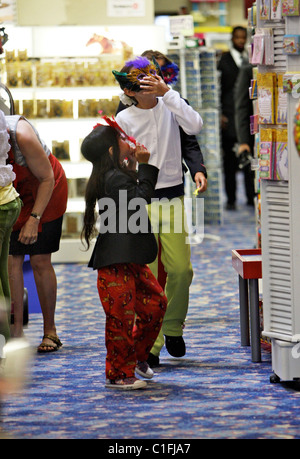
[282,0,300,16]
[275,129,288,180]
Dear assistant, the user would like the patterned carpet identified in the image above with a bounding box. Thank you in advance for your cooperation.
[1,175,300,440]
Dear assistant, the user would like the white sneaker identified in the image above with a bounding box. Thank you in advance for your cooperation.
[105,377,147,390]
[135,361,154,379]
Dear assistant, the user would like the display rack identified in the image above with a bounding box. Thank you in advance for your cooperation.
[251,0,300,382]
[190,0,229,27]
[168,46,223,226]
[1,24,166,263]
[4,62,121,263]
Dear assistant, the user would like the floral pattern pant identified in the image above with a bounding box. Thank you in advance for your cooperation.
[97,263,167,380]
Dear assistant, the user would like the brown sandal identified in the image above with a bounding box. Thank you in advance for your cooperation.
[37,334,63,353]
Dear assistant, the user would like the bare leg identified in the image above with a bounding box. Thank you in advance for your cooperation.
[30,253,59,350]
[8,254,25,338]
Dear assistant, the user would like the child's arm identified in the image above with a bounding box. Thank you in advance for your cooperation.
[163,90,203,135]
[139,74,203,135]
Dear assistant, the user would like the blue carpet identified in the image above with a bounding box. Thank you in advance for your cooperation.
[1,176,300,439]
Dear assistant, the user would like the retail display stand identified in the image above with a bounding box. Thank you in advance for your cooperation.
[232,249,262,362]
[168,43,223,226]
[251,0,300,382]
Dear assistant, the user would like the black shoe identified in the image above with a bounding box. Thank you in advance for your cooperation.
[165,336,186,357]
[147,353,160,368]
[226,203,236,211]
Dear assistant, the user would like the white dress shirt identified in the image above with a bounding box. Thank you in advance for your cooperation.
[230,47,248,68]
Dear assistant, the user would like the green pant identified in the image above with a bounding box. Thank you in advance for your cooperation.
[147,196,193,356]
[0,197,22,341]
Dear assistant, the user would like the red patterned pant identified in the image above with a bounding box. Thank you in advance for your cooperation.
[97,263,167,380]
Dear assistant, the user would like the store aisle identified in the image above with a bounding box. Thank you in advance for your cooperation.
[1,175,300,439]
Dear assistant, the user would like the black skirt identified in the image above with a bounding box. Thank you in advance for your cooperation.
[9,216,63,256]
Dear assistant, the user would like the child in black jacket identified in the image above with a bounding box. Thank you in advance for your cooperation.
[81,123,167,390]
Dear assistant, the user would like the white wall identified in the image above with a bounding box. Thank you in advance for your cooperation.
[16,0,155,26]
[4,24,167,57]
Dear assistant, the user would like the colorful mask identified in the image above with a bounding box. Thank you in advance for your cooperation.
[112,56,160,92]
[161,62,179,85]
[94,116,137,148]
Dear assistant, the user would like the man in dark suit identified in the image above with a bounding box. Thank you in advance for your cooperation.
[234,63,255,206]
[218,26,248,210]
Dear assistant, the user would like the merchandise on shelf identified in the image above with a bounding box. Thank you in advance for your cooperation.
[282,0,300,16]
[168,47,222,225]
[3,50,124,88]
[257,72,277,124]
[2,48,126,246]
[282,34,300,54]
[258,127,288,180]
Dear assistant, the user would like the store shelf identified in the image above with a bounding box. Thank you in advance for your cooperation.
[168,47,223,225]
[9,86,120,100]
[7,82,115,263]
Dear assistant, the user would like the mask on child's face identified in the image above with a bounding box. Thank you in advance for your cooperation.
[94,116,137,149]
[112,56,160,92]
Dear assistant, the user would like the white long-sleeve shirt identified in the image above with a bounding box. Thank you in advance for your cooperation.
[116,89,203,190]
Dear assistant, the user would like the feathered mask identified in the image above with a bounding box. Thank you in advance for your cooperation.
[94,116,137,148]
[112,56,161,92]
[161,62,179,85]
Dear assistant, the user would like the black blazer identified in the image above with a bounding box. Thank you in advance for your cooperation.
[218,51,240,140]
[88,163,159,270]
[234,63,254,151]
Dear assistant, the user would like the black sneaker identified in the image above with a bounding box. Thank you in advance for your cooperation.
[165,336,186,357]
[147,352,160,368]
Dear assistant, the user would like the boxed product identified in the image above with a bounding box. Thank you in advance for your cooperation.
[283,35,300,54]
[257,73,276,124]
[52,140,70,161]
[294,101,300,154]
[36,100,48,118]
[260,0,271,19]
[274,129,289,180]
[22,100,34,118]
[283,72,300,93]
[282,0,300,15]
[276,74,288,124]
[271,0,283,19]
[259,128,274,179]
[49,100,73,118]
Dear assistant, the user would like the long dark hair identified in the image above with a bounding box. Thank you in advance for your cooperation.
[81,125,125,249]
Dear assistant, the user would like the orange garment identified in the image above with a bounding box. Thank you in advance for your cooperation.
[97,263,167,380]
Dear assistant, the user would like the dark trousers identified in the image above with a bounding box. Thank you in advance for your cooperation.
[222,138,255,205]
